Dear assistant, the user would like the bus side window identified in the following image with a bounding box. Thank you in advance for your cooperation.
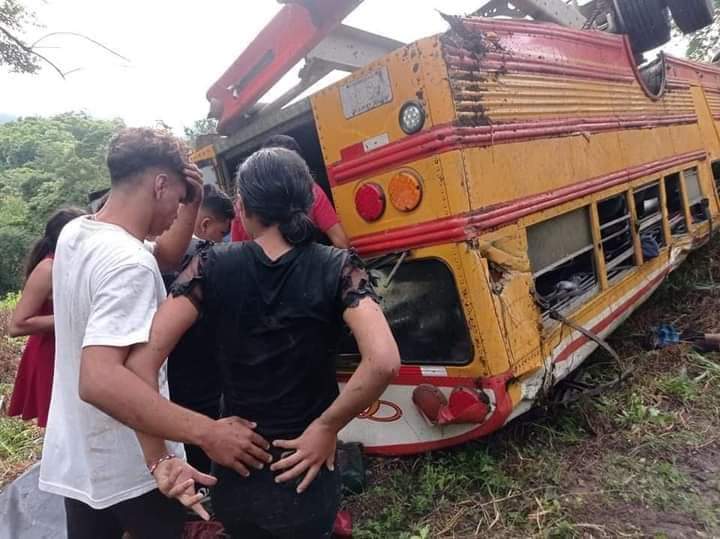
[712,161,720,195]
[597,193,636,283]
[664,173,688,235]
[527,206,599,322]
[684,167,708,224]
[634,181,666,259]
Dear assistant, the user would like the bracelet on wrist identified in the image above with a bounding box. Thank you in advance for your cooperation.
[148,453,177,475]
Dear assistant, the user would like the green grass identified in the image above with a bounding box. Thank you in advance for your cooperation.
[0,292,20,312]
[0,382,43,487]
[657,370,698,403]
[0,291,42,488]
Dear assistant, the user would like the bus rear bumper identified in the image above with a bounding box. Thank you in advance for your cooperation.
[339,371,515,456]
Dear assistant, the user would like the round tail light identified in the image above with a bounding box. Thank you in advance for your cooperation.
[399,101,425,134]
[355,183,386,222]
[389,171,422,212]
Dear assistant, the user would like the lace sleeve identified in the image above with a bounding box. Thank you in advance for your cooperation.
[168,242,214,311]
[338,250,379,310]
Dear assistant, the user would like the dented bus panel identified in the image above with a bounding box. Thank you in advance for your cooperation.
[206,16,720,455]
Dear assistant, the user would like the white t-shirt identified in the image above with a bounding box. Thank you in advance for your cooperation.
[39,216,184,509]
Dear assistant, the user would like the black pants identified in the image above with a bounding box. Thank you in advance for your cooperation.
[212,448,340,539]
[64,489,185,539]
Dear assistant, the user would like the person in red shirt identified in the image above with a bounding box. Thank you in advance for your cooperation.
[230,135,350,248]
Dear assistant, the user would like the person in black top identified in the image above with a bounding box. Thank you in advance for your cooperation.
[126,147,400,537]
[163,183,235,475]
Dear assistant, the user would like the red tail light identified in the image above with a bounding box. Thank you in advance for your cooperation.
[355,182,386,221]
[412,384,490,425]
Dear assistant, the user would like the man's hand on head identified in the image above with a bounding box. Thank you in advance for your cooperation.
[182,164,204,206]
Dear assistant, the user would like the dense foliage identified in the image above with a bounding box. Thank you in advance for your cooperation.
[0,112,123,294]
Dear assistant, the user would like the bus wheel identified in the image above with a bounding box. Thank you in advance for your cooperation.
[612,0,672,53]
[666,0,715,34]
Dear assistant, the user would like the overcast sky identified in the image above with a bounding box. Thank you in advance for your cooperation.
[0,0,687,132]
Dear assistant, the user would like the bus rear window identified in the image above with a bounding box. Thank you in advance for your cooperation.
[337,258,474,366]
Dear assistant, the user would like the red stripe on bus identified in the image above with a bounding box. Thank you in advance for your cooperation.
[453,17,720,88]
[329,115,698,185]
[350,150,706,255]
[337,364,472,387]
[445,49,634,84]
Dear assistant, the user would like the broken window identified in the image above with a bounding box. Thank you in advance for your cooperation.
[634,181,666,260]
[336,258,474,366]
[684,167,708,224]
[527,207,599,321]
[665,173,688,235]
[598,193,637,282]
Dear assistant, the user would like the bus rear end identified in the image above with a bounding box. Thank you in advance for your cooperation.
[310,34,520,455]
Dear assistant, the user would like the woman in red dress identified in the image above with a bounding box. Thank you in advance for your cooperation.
[8,208,84,427]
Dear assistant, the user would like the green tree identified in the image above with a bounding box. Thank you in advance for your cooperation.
[0,193,32,294]
[183,118,218,148]
[0,112,124,294]
[686,1,720,61]
[1,0,129,78]
[0,0,39,74]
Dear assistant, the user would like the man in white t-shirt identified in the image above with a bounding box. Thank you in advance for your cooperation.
[40,128,272,539]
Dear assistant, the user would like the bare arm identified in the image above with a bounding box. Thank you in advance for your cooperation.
[272,296,399,492]
[153,165,203,272]
[79,344,216,446]
[126,295,211,465]
[313,186,350,249]
[316,298,399,430]
[325,223,350,249]
[9,259,54,337]
[80,342,222,520]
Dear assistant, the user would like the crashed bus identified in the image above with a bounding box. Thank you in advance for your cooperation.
[193,0,720,455]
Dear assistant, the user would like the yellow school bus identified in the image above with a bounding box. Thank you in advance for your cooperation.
[198,7,720,455]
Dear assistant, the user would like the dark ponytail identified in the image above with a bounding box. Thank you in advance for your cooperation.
[279,210,315,246]
[24,207,85,280]
[237,147,315,245]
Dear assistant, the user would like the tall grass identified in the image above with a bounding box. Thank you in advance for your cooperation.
[0,292,20,312]
[0,290,42,487]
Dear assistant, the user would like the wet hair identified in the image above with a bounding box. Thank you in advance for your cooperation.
[236,147,314,245]
[261,134,303,157]
[25,207,85,279]
[202,183,235,220]
[106,128,193,201]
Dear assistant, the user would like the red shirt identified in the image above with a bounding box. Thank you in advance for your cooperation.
[231,183,339,241]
